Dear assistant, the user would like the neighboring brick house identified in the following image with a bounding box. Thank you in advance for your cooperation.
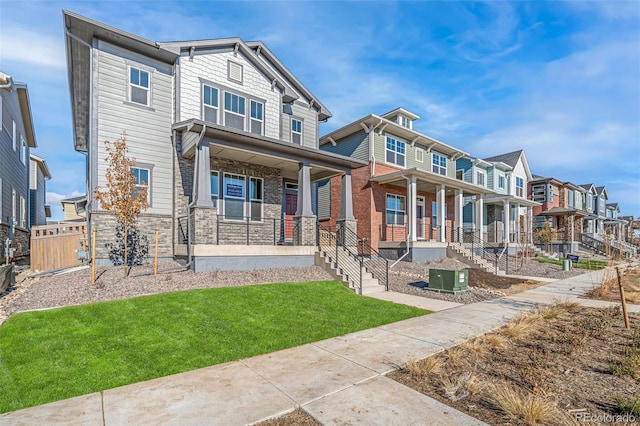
[29,154,51,226]
[64,11,363,270]
[456,150,539,247]
[319,108,493,261]
[0,71,38,256]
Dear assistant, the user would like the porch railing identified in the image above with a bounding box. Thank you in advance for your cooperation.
[317,223,364,294]
[380,223,455,243]
[454,227,510,275]
[178,215,290,246]
[337,223,389,291]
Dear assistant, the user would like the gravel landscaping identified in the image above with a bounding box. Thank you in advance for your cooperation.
[0,262,334,325]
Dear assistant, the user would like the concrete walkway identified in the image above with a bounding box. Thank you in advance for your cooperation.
[0,268,620,425]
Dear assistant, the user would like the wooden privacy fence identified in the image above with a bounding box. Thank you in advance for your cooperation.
[30,223,87,272]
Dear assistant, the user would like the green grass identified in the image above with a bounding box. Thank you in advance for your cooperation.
[0,281,426,413]
[532,257,608,270]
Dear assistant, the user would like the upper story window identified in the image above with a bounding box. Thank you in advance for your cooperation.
[203,85,219,124]
[398,115,412,129]
[432,152,447,176]
[476,170,485,187]
[567,189,574,207]
[385,136,405,167]
[250,100,263,135]
[129,67,150,106]
[532,184,546,202]
[131,167,150,202]
[549,185,554,202]
[224,92,246,130]
[20,135,26,165]
[515,176,524,197]
[456,170,463,180]
[498,175,505,190]
[587,194,593,211]
[291,118,302,144]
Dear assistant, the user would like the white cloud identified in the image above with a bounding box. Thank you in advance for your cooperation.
[46,190,85,222]
[0,26,66,69]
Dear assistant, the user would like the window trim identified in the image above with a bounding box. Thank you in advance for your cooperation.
[515,176,524,198]
[249,177,264,222]
[385,193,406,225]
[475,169,486,187]
[13,121,17,151]
[432,152,447,176]
[291,117,303,144]
[385,135,406,168]
[202,84,219,124]
[20,196,26,229]
[210,170,220,207]
[20,135,26,165]
[250,99,264,136]
[223,91,247,130]
[498,174,505,190]
[222,172,247,221]
[131,165,152,205]
[415,147,424,163]
[127,65,151,107]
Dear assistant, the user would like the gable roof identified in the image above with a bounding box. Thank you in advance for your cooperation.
[381,107,420,121]
[483,150,533,180]
[1,72,37,148]
[595,186,608,198]
[29,154,51,179]
[579,183,597,194]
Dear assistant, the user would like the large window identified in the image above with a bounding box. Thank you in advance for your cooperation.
[386,194,405,225]
[129,67,150,106]
[249,177,263,221]
[210,171,219,207]
[223,173,246,220]
[476,170,486,187]
[385,136,405,167]
[515,176,524,197]
[250,100,263,135]
[431,201,448,229]
[291,118,302,144]
[224,92,246,130]
[131,167,150,202]
[203,85,219,123]
[432,152,447,175]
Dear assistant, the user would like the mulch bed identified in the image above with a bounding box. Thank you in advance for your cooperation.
[256,408,320,426]
[388,305,640,425]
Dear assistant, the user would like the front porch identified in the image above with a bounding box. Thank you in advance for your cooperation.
[173,120,365,272]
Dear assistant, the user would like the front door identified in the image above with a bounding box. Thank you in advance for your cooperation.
[284,193,297,240]
[416,197,425,240]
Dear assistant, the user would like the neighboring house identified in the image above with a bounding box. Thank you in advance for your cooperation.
[604,203,623,240]
[319,107,493,261]
[0,71,37,254]
[578,183,598,235]
[29,154,52,226]
[594,186,609,238]
[456,150,539,247]
[64,11,363,270]
[61,195,87,222]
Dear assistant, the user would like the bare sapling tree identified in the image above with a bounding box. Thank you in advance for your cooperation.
[93,131,149,276]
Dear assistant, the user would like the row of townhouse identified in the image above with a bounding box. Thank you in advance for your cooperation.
[63,11,634,273]
[0,72,51,260]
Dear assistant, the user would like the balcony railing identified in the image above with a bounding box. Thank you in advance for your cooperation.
[177,215,295,246]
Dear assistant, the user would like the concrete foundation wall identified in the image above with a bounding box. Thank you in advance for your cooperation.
[193,255,314,272]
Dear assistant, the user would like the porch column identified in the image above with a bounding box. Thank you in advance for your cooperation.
[294,162,315,246]
[475,195,483,243]
[527,206,533,244]
[503,200,511,244]
[337,170,357,240]
[190,139,216,245]
[437,184,446,242]
[454,189,464,242]
[408,176,417,242]
[192,140,213,208]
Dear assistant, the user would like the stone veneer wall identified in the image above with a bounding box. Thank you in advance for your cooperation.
[0,224,29,261]
[91,211,173,263]
[173,134,285,246]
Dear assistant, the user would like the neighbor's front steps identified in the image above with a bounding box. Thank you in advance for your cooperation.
[1,267,627,426]
[315,247,386,295]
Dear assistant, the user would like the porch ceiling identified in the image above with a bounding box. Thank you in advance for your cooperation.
[482,194,540,207]
[175,119,367,181]
[370,167,494,197]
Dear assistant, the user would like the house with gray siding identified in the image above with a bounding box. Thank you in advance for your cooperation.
[64,11,364,271]
[319,107,494,261]
[0,71,38,257]
[29,154,52,227]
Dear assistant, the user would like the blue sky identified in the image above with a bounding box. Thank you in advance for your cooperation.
[1,1,639,221]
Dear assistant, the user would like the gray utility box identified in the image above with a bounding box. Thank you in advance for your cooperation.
[427,269,469,294]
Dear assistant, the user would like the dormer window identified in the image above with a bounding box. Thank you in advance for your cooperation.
[398,115,412,129]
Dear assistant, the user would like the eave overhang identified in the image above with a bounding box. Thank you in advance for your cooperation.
[482,194,541,207]
[14,84,37,148]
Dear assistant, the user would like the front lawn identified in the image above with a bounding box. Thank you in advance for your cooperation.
[533,256,608,270]
[0,281,427,413]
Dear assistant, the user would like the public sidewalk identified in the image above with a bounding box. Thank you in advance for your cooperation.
[0,268,618,425]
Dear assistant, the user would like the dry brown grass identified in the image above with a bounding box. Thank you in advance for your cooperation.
[500,312,543,340]
[460,338,486,354]
[478,333,508,348]
[489,384,555,426]
[406,357,443,377]
[626,293,639,304]
[446,346,466,366]
[553,300,581,313]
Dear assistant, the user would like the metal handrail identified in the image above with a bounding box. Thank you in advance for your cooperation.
[337,222,389,291]
[317,223,363,293]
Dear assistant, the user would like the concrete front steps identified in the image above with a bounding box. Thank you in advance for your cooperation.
[314,249,386,295]
[448,243,506,275]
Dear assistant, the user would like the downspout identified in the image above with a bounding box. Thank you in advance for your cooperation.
[390,176,412,268]
[0,74,14,89]
[369,119,383,177]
